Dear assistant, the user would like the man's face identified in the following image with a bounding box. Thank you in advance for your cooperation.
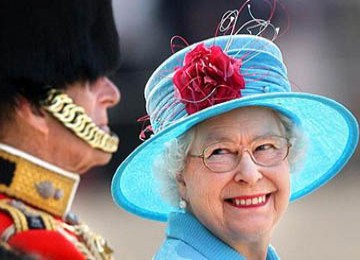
[46,77,120,173]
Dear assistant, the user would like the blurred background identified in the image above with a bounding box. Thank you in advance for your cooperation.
[73,0,360,259]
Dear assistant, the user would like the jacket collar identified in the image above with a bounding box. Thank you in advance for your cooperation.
[167,211,279,260]
[0,143,79,218]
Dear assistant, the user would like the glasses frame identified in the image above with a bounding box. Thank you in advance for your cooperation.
[188,135,292,173]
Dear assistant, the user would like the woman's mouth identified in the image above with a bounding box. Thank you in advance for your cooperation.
[225,193,271,208]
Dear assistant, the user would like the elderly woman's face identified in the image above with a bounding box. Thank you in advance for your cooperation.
[178,107,290,250]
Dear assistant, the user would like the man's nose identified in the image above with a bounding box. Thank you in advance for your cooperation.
[97,77,121,107]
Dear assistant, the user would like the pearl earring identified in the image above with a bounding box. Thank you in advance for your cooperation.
[179,199,187,209]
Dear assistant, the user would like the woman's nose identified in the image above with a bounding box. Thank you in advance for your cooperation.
[96,77,121,107]
[233,152,263,185]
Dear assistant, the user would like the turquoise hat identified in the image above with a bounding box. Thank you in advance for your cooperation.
[111,35,359,222]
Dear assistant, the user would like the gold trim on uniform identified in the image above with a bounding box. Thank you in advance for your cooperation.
[0,146,79,217]
[0,144,113,259]
[42,89,119,153]
[0,201,28,233]
[0,199,113,260]
[59,222,114,260]
[0,199,57,233]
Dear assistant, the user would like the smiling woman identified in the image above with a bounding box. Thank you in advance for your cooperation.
[175,107,291,257]
[155,107,306,209]
[111,6,359,260]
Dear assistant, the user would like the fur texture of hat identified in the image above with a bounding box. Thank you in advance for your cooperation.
[0,0,120,105]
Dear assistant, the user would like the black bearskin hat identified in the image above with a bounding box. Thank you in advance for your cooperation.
[0,0,120,109]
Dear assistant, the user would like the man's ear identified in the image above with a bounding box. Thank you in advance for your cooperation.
[15,97,49,135]
[176,173,187,200]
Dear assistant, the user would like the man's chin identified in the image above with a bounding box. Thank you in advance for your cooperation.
[94,150,113,166]
[78,150,113,174]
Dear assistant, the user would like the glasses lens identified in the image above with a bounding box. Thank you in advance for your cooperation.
[203,142,239,173]
[251,136,289,166]
[201,136,289,173]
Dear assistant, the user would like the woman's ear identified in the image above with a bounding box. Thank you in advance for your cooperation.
[176,173,187,200]
[15,97,49,135]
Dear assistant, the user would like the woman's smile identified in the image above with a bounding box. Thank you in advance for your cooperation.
[225,193,271,208]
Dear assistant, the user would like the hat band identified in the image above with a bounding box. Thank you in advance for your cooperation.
[144,36,291,134]
[146,60,291,134]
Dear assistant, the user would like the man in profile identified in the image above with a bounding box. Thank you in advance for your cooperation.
[0,0,122,259]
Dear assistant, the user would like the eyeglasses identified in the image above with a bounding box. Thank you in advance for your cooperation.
[188,135,291,173]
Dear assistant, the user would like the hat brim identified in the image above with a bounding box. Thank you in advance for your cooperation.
[112,92,359,222]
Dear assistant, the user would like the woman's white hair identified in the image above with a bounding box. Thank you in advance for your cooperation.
[154,108,308,207]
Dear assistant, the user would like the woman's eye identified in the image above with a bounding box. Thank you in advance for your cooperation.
[211,148,229,155]
[255,143,274,151]
[207,147,236,158]
[204,143,237,159]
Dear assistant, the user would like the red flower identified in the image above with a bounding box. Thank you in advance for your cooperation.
[173,43,245,114]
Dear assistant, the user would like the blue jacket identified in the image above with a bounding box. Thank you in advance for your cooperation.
[155,212,279,260]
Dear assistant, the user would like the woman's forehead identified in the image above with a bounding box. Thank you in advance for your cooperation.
[194,107,285,143]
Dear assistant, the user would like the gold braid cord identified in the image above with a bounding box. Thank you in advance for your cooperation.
[42,90,119,153]
[0,200,112,260]
[58,222,114,260]
[0,199,57,240]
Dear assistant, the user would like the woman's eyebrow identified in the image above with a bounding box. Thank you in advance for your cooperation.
[202,130,281,144]
[202,134,233,144]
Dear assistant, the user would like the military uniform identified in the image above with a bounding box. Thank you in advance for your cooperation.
[0,0,120,258]
[0,144,113,260]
